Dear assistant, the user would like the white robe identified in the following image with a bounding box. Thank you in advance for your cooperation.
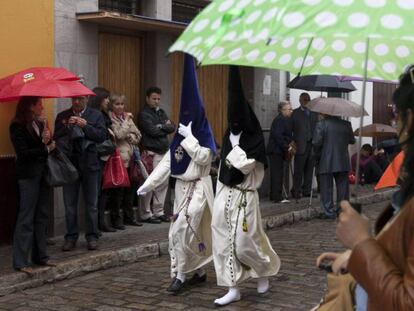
[212,146,281,287]
[139,134,214,276]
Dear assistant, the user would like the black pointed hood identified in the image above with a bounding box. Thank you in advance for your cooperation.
[219,66,268,187]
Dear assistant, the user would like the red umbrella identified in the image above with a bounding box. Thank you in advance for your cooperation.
[0,67,94,102]
[0,80,94,102]
[0,67,78,88]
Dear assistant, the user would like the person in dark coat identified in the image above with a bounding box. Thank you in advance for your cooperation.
[137,87,175,224]
[9,96,56,275]
[54,95,106,251]
[291,92,318,199]
[87,87,117,233]
[351,144,388,184]
[312,115,355,218]
[267,101,293,203]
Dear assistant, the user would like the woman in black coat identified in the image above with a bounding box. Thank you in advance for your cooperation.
[9,96,56,275]
[87,87,117,232]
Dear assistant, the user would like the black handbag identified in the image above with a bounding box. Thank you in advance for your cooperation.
[46,148,79,187]
[96,139,116,156]
[70,125,84,140]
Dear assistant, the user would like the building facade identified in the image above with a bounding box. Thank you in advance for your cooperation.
[0,0,396,243]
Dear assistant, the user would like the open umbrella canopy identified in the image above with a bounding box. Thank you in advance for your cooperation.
[0,67,78,89]
[0,67,93,102]
[0,80,95,102]
[354,123,397,137]
[169,0,414,82]
[287,74,356,93]
[307,97,368,118]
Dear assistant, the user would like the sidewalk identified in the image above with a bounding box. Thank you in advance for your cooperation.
[0,185,395,296]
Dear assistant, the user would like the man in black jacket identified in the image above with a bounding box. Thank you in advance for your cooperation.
[291,92,318,199]
[137,87,175,223]
[54,95,106,251]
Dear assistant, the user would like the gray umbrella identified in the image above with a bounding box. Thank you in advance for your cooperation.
[287,75,356,93]
[307,97,368,118]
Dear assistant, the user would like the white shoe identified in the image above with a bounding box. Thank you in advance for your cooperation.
[214,287,241,306]
[257,277,269,294]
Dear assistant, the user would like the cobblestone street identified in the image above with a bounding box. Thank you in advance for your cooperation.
[0,202,386,311]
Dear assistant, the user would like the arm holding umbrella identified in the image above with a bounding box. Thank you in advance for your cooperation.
[312,120,325,164]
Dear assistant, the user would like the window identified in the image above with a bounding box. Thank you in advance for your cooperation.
[99,0,142,15]
[172,0,210,23]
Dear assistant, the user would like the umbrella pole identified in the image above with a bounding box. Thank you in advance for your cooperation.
[289,160,299,203]
[296,37,314,77]
[354,38,370,201]
[308,166,316,217]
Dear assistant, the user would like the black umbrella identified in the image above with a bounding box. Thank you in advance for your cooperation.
[287,75,356,93]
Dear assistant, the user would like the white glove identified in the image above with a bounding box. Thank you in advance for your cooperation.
[229,131,242,148]
[137,184,150,196]
[178,121,193,138]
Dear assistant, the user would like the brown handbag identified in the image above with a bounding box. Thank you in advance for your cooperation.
[311,273,356,311]
[285,141,297,161]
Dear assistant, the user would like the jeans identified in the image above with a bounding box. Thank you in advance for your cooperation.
[355,284,368,311]
[62,170,99,241]
[13,175,51,269]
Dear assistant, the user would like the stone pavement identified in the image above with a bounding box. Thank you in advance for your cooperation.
[0,201,387,310]
[0,185,394,297]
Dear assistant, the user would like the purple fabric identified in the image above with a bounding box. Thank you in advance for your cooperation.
[170,54,216,175]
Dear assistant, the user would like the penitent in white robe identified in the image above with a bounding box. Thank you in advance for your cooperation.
[139,134,214,277]
[212,146,281,287]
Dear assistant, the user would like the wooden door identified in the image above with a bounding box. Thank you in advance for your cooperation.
[372,82,398,144]
[373,82,397,125]
[171,53,229,144]
[99,32,142,118]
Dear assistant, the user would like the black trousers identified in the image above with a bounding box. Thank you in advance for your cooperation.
[269,153,289,201]
[319,172,349,217]
[108,185,136,224]
[293,142,315,196]
[13,175,51,269]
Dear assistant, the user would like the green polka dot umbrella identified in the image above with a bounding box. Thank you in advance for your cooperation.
[169,0,414,82]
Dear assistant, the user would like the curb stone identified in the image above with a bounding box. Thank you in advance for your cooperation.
[0,188,396,296]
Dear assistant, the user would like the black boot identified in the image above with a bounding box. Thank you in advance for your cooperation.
[112,217,125,230]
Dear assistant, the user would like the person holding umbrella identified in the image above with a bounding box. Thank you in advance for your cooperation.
[313,65,414,311]
[9,96,56,275]
[312,112,355,219]
[1,67,94,274]
[291,92,318,199]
